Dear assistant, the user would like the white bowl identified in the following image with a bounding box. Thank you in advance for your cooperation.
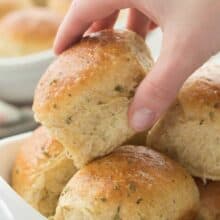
[0,133,46,220]
[0,50,55,104]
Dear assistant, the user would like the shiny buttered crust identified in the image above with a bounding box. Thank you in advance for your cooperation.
[0,7,61,57]
[147,65,220,180]
[48,0,72,15]
[54,145,199,220]
[11,127,77,217]
[196,179,220,220]
[33,29,154,168]
[0,0,31,18]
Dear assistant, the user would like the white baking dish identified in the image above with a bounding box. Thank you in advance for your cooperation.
[0,133,46,220]
[0,50,55,104]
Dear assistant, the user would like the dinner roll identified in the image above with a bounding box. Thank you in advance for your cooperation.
[0,7,61,57]
[147,64,220,180]
[48,0,72,15]
[33,30,153,168]
[11,126,77,217]
[196,179,220,220]
[0,0,31,19]
[54,145,199,220]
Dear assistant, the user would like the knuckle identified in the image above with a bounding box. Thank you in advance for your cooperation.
[144,79,174,104]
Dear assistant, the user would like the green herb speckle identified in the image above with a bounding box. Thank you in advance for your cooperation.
[199,119,204,125]
[114,85,124,93]
[214,103,220,108]
[138,213,145,220]
[209,112,214,120]
[129,90,135,98]
[49,79,57,86]
[113,184,120,191]
[128,182,136,192]
[136,198,143,204]
[66,116,72,125]
[114,206,121,220]
[43,151,50,157]
[100,197,107,202]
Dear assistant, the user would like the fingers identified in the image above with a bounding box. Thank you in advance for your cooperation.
[128,32,208,132]
[127,8,150,38]
[85,11,119,35]
[54,0,129,54]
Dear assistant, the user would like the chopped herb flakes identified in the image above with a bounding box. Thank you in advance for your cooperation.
[114,85,124,93]
[49,79,57,85]
[66,116,72,125]
[209,112,214,120]
[214,103,220,108]
[113,184,120,190]
[128,182,136,192]
[98,101,103,105]
[114,206,121,220]
[100,197,107,202]
[199,119,204,125]
[43,151,50,157]
[138,213,145,220]
[136,198,143,204]
[129,90,135,98]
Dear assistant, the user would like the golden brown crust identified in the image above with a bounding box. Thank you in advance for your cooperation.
[54,146,199,220]
[33,29,153,168]
[195,179,220,220]
[12,127,63,191]
[12,127,77,217]
[0,7,62,57]
[147,64,220,180]
[179,65,220,117]
[34,29,152,114]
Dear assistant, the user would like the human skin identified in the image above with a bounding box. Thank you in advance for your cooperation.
[54,0,220,131]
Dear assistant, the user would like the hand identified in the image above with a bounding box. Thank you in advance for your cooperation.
[54,0,220,131]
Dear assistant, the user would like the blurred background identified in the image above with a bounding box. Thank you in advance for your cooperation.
[0,0,219,139]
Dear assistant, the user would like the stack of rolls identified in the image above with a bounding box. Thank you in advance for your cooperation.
[147,64,220,219]
[12,29,215,219]
[31,29,200,219]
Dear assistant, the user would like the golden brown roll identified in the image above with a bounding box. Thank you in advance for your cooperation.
[147,64,220,180]
[33,29,153,168]
[196,179,220,220]
[0,7,62,57]
[54,145,199,220]
[47,0,72,15]
[0,0,31,19]
[11,126,77,217]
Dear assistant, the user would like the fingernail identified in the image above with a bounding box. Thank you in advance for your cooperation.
[131,108,155,131]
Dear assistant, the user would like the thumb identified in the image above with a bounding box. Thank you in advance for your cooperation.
[128,31,209,132]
